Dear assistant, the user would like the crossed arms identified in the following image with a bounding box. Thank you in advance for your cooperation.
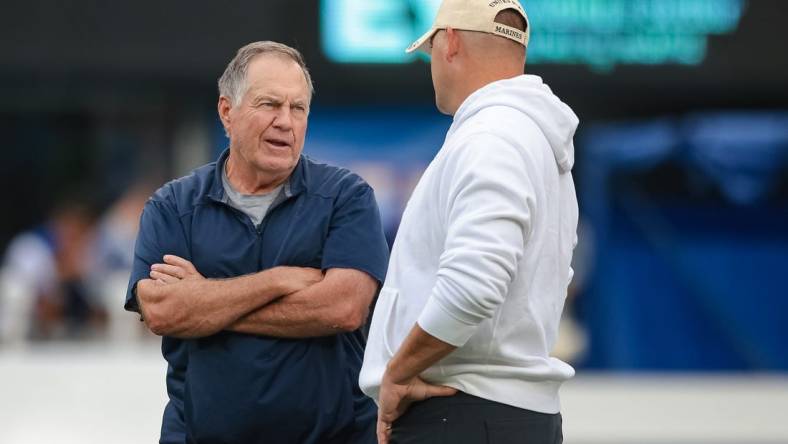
[135,255,378,339]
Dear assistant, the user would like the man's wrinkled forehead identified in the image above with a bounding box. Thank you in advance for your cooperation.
[244,55,310,98]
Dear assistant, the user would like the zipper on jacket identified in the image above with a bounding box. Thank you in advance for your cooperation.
[253,191,294,268]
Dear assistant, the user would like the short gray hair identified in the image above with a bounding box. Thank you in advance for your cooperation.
[218,41,314,107]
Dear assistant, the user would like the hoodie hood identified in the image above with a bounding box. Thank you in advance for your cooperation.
[450,74,578,173]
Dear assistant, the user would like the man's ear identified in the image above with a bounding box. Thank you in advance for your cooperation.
[218,96,233,136]
[445,27,461,62]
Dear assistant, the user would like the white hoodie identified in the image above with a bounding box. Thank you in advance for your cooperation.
[359,75,579,414]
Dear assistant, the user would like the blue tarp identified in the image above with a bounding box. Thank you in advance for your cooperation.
[578,112,788,370]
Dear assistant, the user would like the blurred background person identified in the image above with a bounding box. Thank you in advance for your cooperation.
[87,183,153,342]
[1,195,103,342]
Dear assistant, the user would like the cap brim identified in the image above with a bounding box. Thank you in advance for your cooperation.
[405,28,438,54]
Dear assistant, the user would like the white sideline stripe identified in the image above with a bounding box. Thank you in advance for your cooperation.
[561,373,788,443]
[1,344,787,444]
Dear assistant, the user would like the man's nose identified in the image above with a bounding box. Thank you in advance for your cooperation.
[272,106,293,131]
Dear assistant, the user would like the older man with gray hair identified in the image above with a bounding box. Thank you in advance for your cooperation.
[126,41,389,444]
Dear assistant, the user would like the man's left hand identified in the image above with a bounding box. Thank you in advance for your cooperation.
[150,255,204,283]
[137,255,211,337]
[376,372,456,444]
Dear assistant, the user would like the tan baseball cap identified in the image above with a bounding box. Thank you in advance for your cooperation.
[406,0,530,54]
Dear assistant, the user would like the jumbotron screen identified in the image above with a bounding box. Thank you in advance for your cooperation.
[321,0,748,70]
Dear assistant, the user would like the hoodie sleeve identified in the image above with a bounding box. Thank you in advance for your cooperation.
[417,132,536,347]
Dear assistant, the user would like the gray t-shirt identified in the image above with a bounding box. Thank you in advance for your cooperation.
[221,162,283,227]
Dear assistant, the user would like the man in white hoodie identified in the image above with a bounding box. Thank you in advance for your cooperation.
[359,1,579,443]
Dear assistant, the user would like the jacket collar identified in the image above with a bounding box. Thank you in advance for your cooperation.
[205,148,307,203]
